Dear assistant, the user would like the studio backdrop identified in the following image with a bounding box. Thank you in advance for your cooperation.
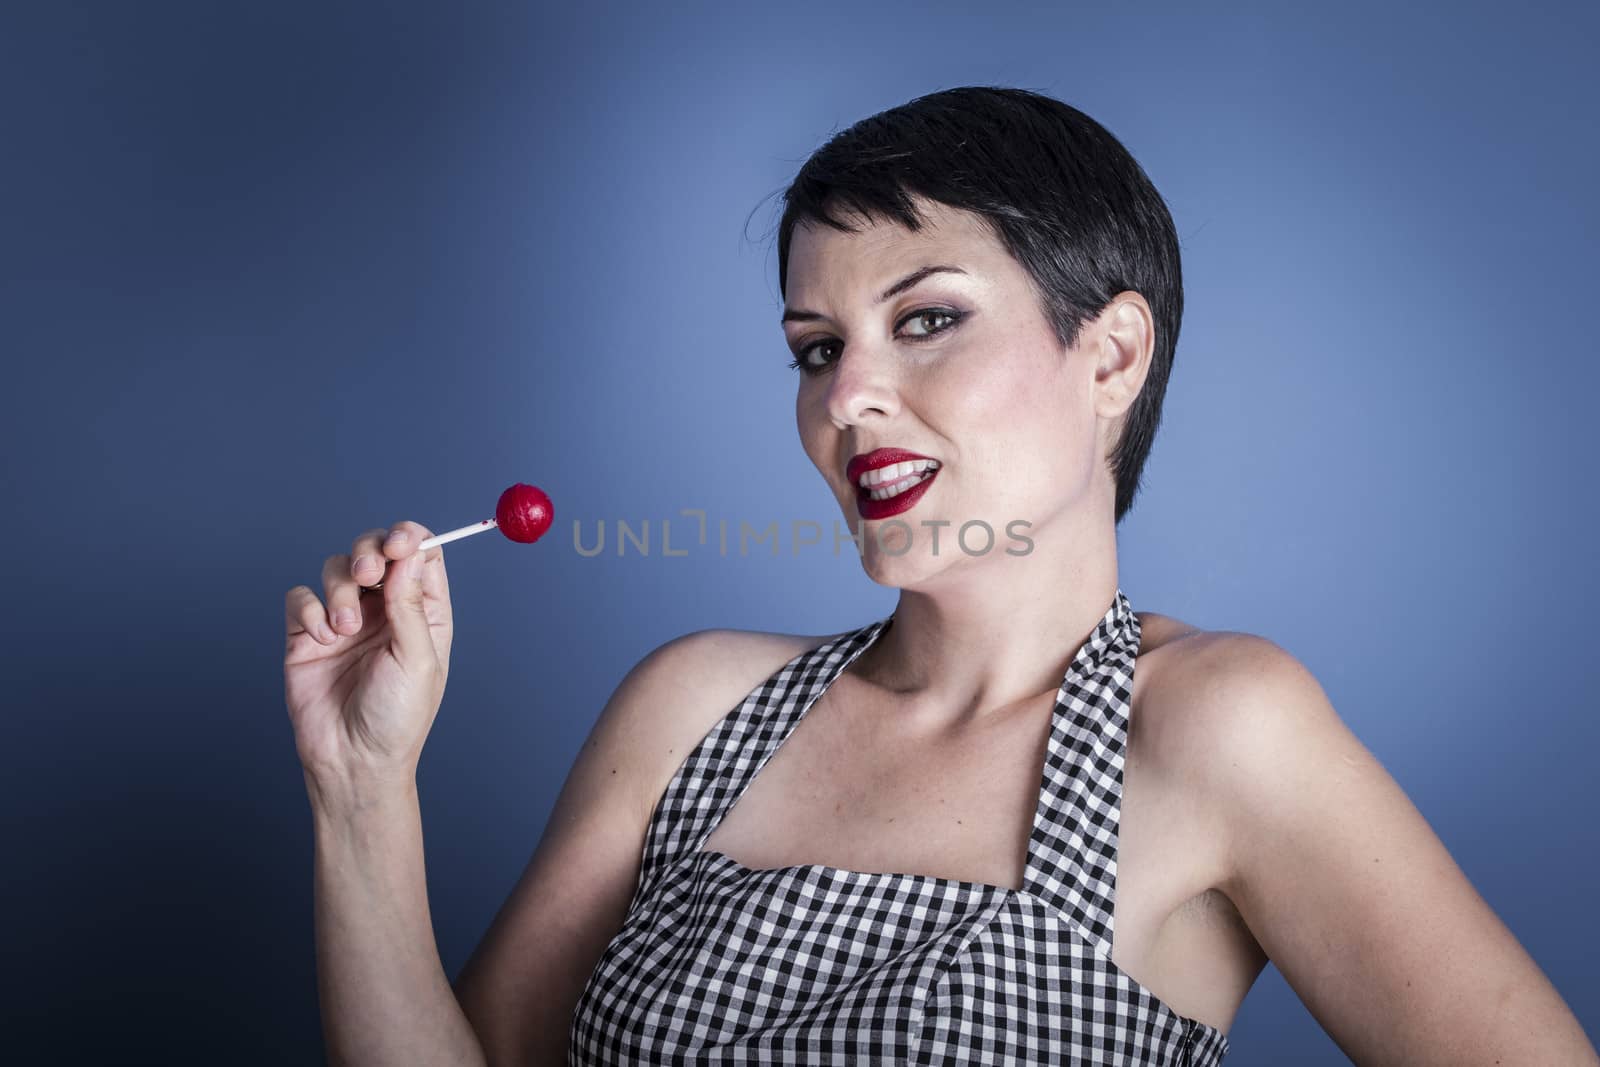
[2,1,1595,1063]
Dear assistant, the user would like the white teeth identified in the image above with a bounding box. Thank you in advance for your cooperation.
[863,460,939,500]
[857,458,939,489]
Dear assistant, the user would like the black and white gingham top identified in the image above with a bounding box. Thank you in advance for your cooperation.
[570,587,1231,1064]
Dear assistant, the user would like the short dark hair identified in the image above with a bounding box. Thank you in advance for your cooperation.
[769,86,1184,526]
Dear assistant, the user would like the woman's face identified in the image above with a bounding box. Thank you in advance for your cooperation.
[783,197,1146,586]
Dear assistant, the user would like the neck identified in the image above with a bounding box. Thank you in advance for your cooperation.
[853,504,1121,728]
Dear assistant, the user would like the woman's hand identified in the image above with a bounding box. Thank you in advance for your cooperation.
[283,521,455,796]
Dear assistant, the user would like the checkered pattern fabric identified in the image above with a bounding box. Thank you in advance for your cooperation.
[570,587,1230,1065]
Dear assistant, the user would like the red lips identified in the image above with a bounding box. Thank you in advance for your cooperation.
[847,447,940,521]
[846,447,937,485]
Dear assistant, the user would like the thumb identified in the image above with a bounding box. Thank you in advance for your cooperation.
[385,550,433,664]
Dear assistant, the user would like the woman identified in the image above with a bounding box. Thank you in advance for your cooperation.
[284,88,1597,1065]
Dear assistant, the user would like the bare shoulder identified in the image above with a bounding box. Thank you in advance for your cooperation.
[1132,610,1336,778]
[616,625,848,821]
[1129,610,1359,859]
[1132,612,1598,1062]
[451,623,852,1063]
[1132,608,1209,652]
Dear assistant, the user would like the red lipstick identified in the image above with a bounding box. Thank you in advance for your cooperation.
[846,447,941,521]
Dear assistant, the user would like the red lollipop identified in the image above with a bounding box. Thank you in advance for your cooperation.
[494,483,554,543]
[414,483,555,550]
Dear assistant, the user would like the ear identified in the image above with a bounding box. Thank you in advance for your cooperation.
[1091,291,1155,421]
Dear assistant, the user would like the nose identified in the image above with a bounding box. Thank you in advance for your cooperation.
[823,344,901,430]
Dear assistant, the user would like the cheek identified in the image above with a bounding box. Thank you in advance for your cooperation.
[795,390,835,475]
[794,383,817,437]
[942,353,1090,502]
[941,349,1067,448]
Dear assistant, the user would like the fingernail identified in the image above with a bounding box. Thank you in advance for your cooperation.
[386,530,408,545]
[353,554,374,574]
[336,609,359,630]
[317,623,336,642]
[406,552,425,578]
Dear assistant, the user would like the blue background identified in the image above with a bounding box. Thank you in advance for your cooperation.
[3,1,1595,1062]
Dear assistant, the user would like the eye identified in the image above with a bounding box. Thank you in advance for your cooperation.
[787,308,964,375]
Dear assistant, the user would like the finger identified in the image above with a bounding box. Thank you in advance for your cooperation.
[348,526,390,589]
[376,520,428,564]
[384,521,453,625]
[377,520,439,578]
[382,524,440,665]
[322,552,371,638]
[385,518,457,652]
[285,585,340,646]
[415,539,451,623]
[326,526,390,634]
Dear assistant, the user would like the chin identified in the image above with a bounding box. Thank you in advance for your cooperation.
[853,529,959,588]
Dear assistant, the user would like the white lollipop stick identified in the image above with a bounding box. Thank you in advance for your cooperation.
[418,519,499,551]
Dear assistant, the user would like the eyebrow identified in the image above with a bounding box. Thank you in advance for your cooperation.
[780,264,969,326]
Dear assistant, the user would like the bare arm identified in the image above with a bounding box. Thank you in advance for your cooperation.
[1189,635,1598,1066]
[452,628,823,1065]
[308,773,487,1067]
[299,620,819,1067]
